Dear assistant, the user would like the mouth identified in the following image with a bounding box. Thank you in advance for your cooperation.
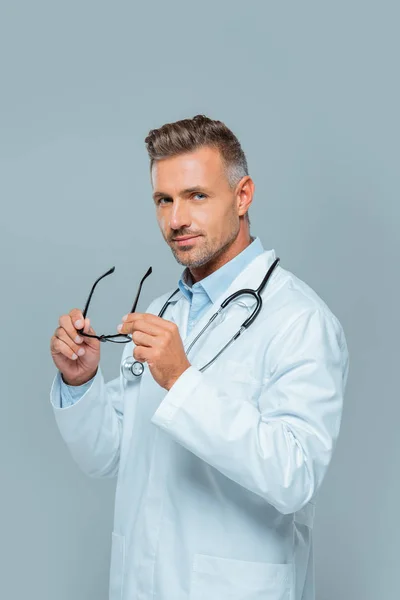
[172,235,200,246]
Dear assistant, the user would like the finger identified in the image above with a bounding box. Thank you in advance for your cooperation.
[133,345,150,363]
[124,313,176,334]
[59,315,97,348]
[85,320,99,337]
[55,327,86,358]
[51,334,79,360]
[119,321,163,336]
[131,331,155,348]
[80,318,99,350]
[69,308,85,330]
[59,314,85,345]
[123,313,162,325]
[83,318,91,334]
[119,317,165,336]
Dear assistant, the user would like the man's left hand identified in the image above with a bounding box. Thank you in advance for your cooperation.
[118,313,191,390]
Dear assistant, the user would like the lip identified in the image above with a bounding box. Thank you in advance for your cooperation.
[173,235,200,245]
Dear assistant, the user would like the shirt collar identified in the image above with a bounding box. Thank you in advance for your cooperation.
[178,236,265,304]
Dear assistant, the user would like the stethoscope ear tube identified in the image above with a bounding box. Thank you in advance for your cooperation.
[243,257,280,328]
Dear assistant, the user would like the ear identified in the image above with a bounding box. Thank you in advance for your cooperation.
[235,176,255,217]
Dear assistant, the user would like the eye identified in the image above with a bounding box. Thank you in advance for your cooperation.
[193,193,206,200]
[158,197,171,205]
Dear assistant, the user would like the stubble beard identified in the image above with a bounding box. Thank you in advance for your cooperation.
[170,217,240,269]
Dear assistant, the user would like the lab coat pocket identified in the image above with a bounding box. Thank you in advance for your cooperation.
[109,532,125,600]
[189,554,293,600]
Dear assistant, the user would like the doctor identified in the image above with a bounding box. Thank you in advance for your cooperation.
[49,114,349,600]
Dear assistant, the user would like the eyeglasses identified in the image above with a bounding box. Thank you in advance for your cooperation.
[76,266,152,343]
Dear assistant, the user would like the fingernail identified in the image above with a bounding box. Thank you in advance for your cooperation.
[77,348,85,356]
[122,315,128,322]
[75,320,83,328]
[72,353,78,360]
[117,324,122,332]
[75,335,83,343]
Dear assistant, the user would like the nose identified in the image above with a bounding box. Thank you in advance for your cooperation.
[169,200,191,231]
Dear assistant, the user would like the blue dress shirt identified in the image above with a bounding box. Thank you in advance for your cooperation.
[60,236,264,407]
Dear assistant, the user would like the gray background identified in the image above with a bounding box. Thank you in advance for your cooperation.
[0,1,398,598]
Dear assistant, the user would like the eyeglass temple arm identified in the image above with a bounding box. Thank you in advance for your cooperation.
[81,265,152,324]
[82,267,115,319]
[130,266,152,314]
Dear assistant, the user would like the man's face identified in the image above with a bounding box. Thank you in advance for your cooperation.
[152,146,242,269]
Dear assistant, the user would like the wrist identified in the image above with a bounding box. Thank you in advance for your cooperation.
[61,368,98,387]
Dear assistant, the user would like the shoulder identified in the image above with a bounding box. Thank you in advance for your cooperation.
[271,264,344,329]
[265,264,348,360]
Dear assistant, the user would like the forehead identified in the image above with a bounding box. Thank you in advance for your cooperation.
[151,146,226,190]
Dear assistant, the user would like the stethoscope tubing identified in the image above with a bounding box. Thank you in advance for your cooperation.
[122,257,280,379]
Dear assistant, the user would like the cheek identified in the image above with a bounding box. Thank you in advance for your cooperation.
[205,202,231,230]
[198,204,220,227]
[157,214,168,232]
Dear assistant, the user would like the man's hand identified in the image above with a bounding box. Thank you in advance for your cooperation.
[118,313,191,390]
[50,309,100,386]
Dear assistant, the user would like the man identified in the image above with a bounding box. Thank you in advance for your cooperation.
[50,114,349,600]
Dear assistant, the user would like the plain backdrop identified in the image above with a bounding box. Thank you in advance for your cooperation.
[0,1,398,599]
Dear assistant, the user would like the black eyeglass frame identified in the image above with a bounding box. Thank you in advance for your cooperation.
[76,266,152,343]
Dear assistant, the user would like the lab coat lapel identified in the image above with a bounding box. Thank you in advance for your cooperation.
[167,249,278,368]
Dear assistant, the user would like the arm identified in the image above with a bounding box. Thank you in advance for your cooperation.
[50,292,165,479]
[59,376,94,408]
[50,351,132,479]
[151,308,349,514]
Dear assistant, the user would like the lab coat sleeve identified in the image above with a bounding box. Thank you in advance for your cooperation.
[151,308,349,515]
[50,366,125,479]
[60,376,94,407]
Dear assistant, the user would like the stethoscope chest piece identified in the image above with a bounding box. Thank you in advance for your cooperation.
[121,356,145,380]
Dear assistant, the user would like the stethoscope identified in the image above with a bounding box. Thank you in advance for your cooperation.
[121,257,280,381]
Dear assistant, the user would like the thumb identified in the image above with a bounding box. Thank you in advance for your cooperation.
[82,318,99,348]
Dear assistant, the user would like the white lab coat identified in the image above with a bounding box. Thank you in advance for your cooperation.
[50,249,349,600]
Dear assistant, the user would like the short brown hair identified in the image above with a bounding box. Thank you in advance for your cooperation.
[145,114,250,223]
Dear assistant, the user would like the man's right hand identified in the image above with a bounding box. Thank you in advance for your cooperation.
[50,309,100,386]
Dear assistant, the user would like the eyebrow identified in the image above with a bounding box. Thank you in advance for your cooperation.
[152,186,212,201]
